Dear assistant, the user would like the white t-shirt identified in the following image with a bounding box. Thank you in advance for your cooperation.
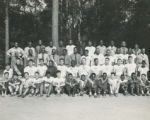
[32,78,43,84]
[37,65,47,77]
[81,56,92,66]
[138,67,149,77]
[78,65,91,77]
[66,45,76,56]
[92,54,105,65]
[21,78,34,88]
[114,65,125,77]
[85,46,95,57]
[24,66,37,77]
[125,63,136,76]
[90,65,102,76]
[53,77,65,86]
[114,54,124,63]
[45,46,56,55]
[67,66,79,78]
[57,65,68,78]
[3,69,13,79]
[43,76,54,87]
[101,65,114,76]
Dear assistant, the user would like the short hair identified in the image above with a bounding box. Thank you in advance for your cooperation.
[111,72,115,75]
[68,73,73,76]
[94,58,98,62]
[39,58,44,61]
[56,70,61,73]
[128,56,133,59]
[4,72,9,75]
[141,74,146,77]
[35,71,39,75]
[59,58,64,61]
[105,57,110,60]
[5,63,10,67]
[24,72,29,76]
[28,59,34,62]
[46,71,51,75]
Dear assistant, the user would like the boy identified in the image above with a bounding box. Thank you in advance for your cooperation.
[3,64,13,79]
[0,72,10,97]
[37,59,47,78]
[108,72,120,96]
[53,70,65,95]
[43,72,54,97]
[8,74,22,96]
[128,73,141,96]
[120,74,129,95]
[65,73,78,97]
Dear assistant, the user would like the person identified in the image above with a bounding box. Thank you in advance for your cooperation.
[127,48,136,63]
[3,64,13,79]
[114,48,123,64]
[45,41,57,56]
[19,72,35,98]
[60,49,71,66]
[35,40,45,55]
[37,47,49,65]
[32,72,43,96]
[108,72,120,96]
[57,58,68,78]
[125,56,136,77]
[140,74,150,96]
[0,72,10,97]
[67,60,79,79]
[141,48,149,68]
[120,74,129,95]
[37,59,47,78]
[107,40,117,56]
[24,59,37,78]
[90,58,102,78]
[8,74,21,96]
[86,73,97,97]
[97,40,106,55]
[91,47,105,66]
[13,58,24,77]
[57,40,65,56]
[105,49,115,65]
[7,42,24,67]
[24,41,36,66]
[113,58,126,77]
[43,72,54,97]
[65,73,78,97]
[96,73,108,96]
[120,41,128,54]
[137,61,149,78]
[81,50,92,66]
[53,70,65,95]
[78,74,88,96]
[70,47,81,66]
[101,58,114,77]
[128,73,141,96]
[49,49,60,65]
[47,60,57,77]
[132,44,141,55]
[85,41,95,57]
[66,40,76,56]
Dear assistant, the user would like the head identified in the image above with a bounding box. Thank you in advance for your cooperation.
[35,72,39,79]
[48,60,54,67]
[24,72,29,79]
[28,41,32,47]
[13,74,18,80]
[141,74,147,81]
[56,70,61,78]
[106,49,111,56]
[63,49,68,55]
[41,47,45,53]
[71,60,76,67]
[121,41,126,47]
[116,48,121,54]
[95,47,100,54]
[4,72,9,79]
[38,40,42,45]
[88,41,92,46]
[39,59,44,66]
[46,72,51,78]
[28,59,33,67]
[131,73,136,79]
[59,58,64,66]
[134,44,139,49]
[141,60,146,67]
[81,74,86,81]
[52,49,56,55]
[5,64,11,70]
[73,47,78,54]
[94,58,99,66]
[105,58,110,65]
[111,72,116,79]
[81,58,86,65]
[90,73,96,80]
[117,58,122,65]
[141,48,146,54]
[110,40,115,46]
[59,40,63,47]
[102,73,107,79]
[100,40,104,46]
[16,58,21,65]
[128,56,133,63]
[128,48,133,54]
[14,42,19,48]
[85,50,89,56]
[68,73,73,80]
[49,41,53,47]
[69,39,73,45]
[120,74,125,81]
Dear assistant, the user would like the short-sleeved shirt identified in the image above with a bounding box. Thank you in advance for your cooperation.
[24,66,37,77]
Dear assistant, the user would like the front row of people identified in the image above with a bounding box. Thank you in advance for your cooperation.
[0,70,150,98]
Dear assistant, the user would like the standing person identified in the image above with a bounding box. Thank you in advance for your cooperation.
[85,41,95,57]
[7,42,24,67]
[65,73,78,97]
[91,47,105,66]
[66,39,76,56]
[108,72,120,96]
[53,70,65,95]
[125,56,137,77]
[128,73,141,96]
[81,50,92,66]
[3,64,13,79]
[70,47,81,66]
[120,41,128,54]
[120,74,129,95]
[105,49,115,65]
[35,40,45,56]
[13,58,24,77]
[49,49,60,66]
[114,48,123,64]
[24,41,36,66]
[132,44,141,55]
[140,48,149,68]
[45,41,57,56]
[60,49,71,66]
[97,40,106,55]
[24,59,37,78]
[43,72,54,97]
[47,60,57,77]
[37,47,49,65]
[57,40,65,56]
[107,40,117,56]
[128,48,136,63]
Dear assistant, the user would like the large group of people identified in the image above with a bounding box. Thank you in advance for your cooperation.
[0,39,150,98]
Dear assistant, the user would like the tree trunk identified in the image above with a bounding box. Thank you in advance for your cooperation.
[5,0,9,64]
[52,0,59,48]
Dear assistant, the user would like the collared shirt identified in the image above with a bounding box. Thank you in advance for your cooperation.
[66,45,76,56]
[7,47,24,58]
[85,46,95,57]
[91,54,105,66]
[37,65,47,77]
[24,47,36,58]
[24,66,37,77]
[60,55,71,66]
[97,45,106,55]
[70,53,81,66]
[45,46,57,55]
[37,53,49,65]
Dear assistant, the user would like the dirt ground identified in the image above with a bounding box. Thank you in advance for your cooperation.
[0,95,150,120]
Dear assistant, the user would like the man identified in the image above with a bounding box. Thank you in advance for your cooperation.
[37,47,49,65]
[114,48,124,64]
[108,72,120,96]
[85,41,95,57]
[140,48,149,68]
[101,58,114,77]
[3,64,13,79]
[24,41,36,66]
[7,42,24,67]
[24,59,37,78]
[49,49,60,65]
[125,56,137,77]
[81,50,92,66]
[120,74,129,95]
[132,44,141,55]
[120,41,128,54]
[45,41,57,56]
[57,41,65,56]
[66,39,76,56]
[37,59,47,78]
[36,40,45,55]
[107,40,117,56]
[127,48,136,63]
[105,49,115,65]
[60,49,71,66]
[70,47,81,66]
[91,47,105,66]
[97,40,106,55]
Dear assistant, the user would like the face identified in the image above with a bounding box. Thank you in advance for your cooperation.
[28,42,32,47]
[95,48,100,54]
[14,42,18,48]
[13,75,18,80]
[117,59,122,65]
[60,59,64,65]
[106,49,111,55]
[141,49,145,54]
[39,59,44,65]
[81,58,86,65]
[94,59,99,65]
[121,75,125,80]
[91,74,96,80]
[35,73,39,78]
[141,74,146,80]
[28,61,33,66]
[4,73,9,79]
[71,61,76,67]
[24,73,29,79]
[68,74,73,79]
[132,73,136,79]
[47,74,51,78]
[41,48,45,53]
[100,40,104,45]
[52,49,56,54]
[128,57,133,63]
[16,59,21,65]
[111,73,115,78]
[81,75,86,81]
[69,40,73,45]
[105,59,110,65]
[110,41,114,46]
[103,73,107,79]
[74,47,77,53]
[39,40,42,45]
[59,41,63,46]
[50,41,53,47]
[85,50,89,56]
[122,41,126,47]
[135,44,139,49]
[88,41,92,46]
[116,48,121,54]
[6,65,10,70]
[56,72,61,78]
[63,49,67,55]
[128,48,133,54]
[48,61,53,66]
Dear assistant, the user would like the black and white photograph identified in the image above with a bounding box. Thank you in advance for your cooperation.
[0,0,150,120]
